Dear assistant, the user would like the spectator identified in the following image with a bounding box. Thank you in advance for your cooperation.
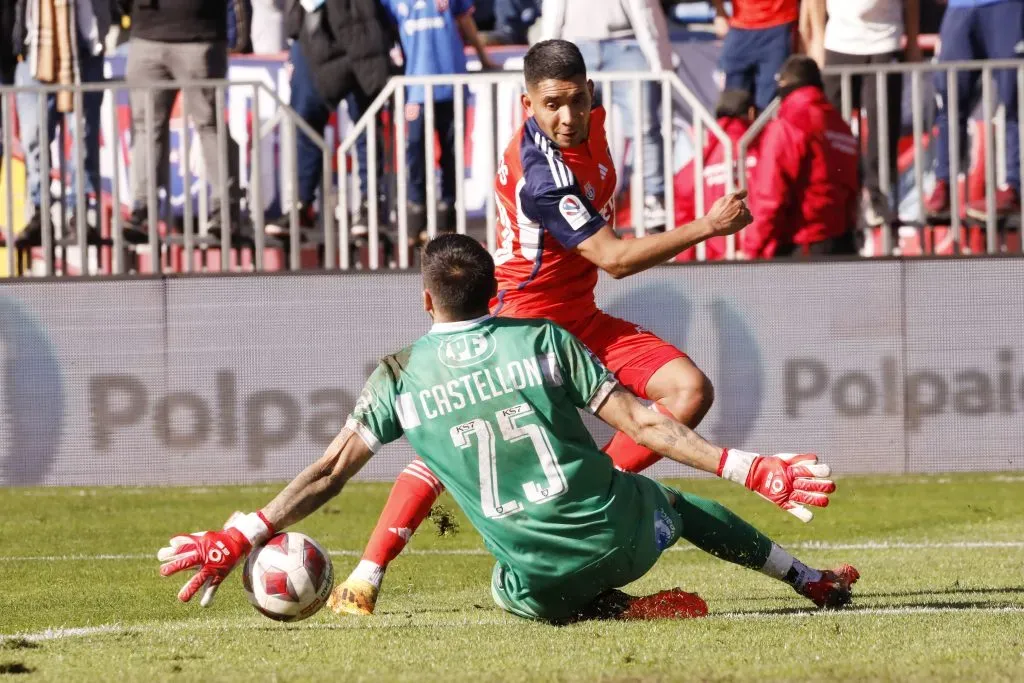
[806,0,920,229]
[541,0,675,229]
[250,0,287,53]
[925,0,1024,220]
[228,0,253,54]
[483,0,540,45]
[121,0,244,240]
[12,0,127,247]
[712,0,799,112]
[269,0,397,240]
[380,0,496,240]
[742,55,860,258]
[674,89,759,261]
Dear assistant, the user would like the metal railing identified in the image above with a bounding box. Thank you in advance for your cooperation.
[740,58,1024,257]
[0,78,334,277]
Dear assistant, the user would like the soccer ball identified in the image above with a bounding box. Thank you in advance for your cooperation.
[242,532,334,622]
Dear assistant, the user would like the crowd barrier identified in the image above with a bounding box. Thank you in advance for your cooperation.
[2,257,1022,487]
[2,50,1023,277]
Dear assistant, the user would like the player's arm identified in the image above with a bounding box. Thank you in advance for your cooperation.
[575,190,752,278]
[156,427,374,607]
[158,363,400,607]
[261,428,374,529]
[593,385,836,522]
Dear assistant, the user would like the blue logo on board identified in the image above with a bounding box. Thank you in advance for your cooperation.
[0,297,64,485]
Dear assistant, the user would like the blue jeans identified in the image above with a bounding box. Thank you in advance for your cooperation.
[289,41,331,207]
[577,39,665,197]
[934,1,1024,190]
[290,42,381,208]
[15,37,104,212]
[406,98,456,205]
[720,22,794,112]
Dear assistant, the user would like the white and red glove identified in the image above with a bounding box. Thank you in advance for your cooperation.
[717,449,835,522]
[158,511,274,606]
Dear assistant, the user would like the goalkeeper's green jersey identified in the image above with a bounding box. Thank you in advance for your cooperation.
[346,315,657,590]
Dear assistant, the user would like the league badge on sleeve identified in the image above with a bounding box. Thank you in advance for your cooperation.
[559,195,592,231]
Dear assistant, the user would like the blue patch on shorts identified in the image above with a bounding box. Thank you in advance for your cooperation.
[654,508,677,551]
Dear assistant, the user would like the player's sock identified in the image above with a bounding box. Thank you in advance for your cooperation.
[602,403,673,472]
[359,459,444,583]
[758,544,823,589]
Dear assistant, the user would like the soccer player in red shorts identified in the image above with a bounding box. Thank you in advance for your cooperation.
[330,39,759,615]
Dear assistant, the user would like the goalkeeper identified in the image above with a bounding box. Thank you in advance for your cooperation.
[159,235,858,622]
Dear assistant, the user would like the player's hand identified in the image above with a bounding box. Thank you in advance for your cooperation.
[158,511,273,607]
[717,449,835,522]
[704,190,753,238]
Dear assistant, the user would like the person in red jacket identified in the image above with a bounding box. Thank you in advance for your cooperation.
[742,55,860,259]
[675,89,759,261]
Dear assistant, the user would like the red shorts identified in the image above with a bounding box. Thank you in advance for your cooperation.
[562,311,688,400]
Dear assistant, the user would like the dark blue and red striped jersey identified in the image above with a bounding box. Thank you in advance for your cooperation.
[489,107,617,323]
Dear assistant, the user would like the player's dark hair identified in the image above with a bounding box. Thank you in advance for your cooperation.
[776,54,824,93]
[421,234,496,319]
[524,40,587,87]
[715,89,754,119]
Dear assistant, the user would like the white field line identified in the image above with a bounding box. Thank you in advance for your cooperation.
[4,605,1024,643]
[2,540,1024,563]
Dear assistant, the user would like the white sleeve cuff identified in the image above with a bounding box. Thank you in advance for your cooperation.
[226,511,272,546]
[721,448,757,486]
[587,378,619,414]
[345,418,381,454]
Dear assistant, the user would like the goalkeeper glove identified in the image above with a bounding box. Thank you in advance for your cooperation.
[158,511,274,606]
[717,449,835,522]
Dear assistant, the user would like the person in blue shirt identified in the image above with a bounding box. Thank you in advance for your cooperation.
[925,0,1024,221]
[381,0,496,237]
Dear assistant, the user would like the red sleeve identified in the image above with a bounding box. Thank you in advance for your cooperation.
[673,160,697,227]
[743,120,804,258]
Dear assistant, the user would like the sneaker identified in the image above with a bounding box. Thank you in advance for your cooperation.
[966,185,1021,221]
[796,564,860,609]
[643,195,667,231]
[14,212,48,248]
[267,204,317,237]
[574,587,708,622]
[351,202,370,239]
[924,180,951,219]
[122,208,153,245]
[863,191,892,228]
[327,577,379,616]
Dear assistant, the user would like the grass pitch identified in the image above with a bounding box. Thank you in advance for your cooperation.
[2,473,1023,681]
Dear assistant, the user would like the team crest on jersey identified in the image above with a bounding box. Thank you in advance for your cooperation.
[435,0,449,12]
[354,384,379,415]
[558,194,592,231]
[438,329,497,368]
[396,2,409,17]
[583,182,596,201]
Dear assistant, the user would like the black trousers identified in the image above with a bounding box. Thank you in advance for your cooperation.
[823,50,903,205]
[774,231,859,258]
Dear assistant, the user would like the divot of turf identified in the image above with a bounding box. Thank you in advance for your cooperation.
[428,504,460,537]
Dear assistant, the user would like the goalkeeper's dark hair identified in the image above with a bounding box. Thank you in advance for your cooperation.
[524,40,587,87]
[421,234,496,319]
